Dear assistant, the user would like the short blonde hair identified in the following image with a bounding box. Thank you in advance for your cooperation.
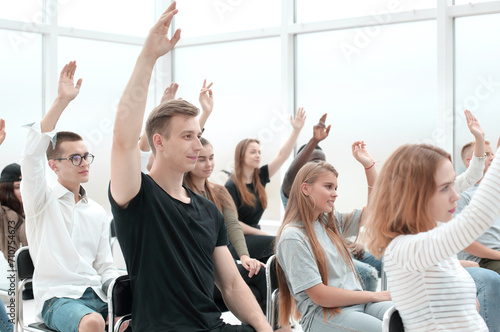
[145,99,199,155]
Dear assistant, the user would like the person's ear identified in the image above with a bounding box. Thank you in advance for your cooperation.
[48,160,58,172]
[153,134,164,152]
[301,183,310,196]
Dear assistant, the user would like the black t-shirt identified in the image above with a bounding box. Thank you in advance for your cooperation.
[109,173,228,332]
[224,165,270,229]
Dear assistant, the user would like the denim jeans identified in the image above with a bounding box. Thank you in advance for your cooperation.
[353,259,378,292]
[0,303,13,332]
[309,301,393,332]
[466,267,500,332]
[359,251,382,277]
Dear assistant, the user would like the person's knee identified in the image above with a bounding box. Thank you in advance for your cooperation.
[78,312,105,332]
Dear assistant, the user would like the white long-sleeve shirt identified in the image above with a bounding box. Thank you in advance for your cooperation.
[20,122,119,321]
[384,148,500,331]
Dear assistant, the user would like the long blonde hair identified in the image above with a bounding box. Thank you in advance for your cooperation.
[230,139,267,208]
[275,161,357,327]
[364,144,451,258]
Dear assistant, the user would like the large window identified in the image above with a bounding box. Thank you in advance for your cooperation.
[174,37,282,220]
[455,13,500,173]
[296,21,437,211]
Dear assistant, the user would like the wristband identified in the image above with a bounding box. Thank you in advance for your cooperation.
[365,162,375,170]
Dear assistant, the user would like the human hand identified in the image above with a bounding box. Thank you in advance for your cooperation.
[459,260,479,268]
[313,113,331,142]
[199,79,213,114]
[352,140,374,168]
[161,82,179,103]
[290,107,306,130]
[58,61,82,102]
[240,255,266,278]
[371,290,391,302]
[0,119,5,146]
[465,110,485,140]
[141,1,181,59]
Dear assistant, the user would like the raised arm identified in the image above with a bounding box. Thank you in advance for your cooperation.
[267,107,306,178]
[161,82,179,103]
[110,2,180,207]
[465,110,485,159]
[41,61,82,133]
[0,119,5,146]
[198,79,213,130]
[282,113,330,198]
[352,140,377,197]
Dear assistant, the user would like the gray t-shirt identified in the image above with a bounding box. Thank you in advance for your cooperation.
[276,209,363,331]
[456,184,500,262]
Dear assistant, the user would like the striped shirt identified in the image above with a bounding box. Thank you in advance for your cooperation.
[384,150,500,331]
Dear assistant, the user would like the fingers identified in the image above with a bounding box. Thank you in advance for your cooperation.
[325,124,331,135]
[170,29,182,48]
[319,113,327,125]
[75,78,83,90]
[0,118,5,131]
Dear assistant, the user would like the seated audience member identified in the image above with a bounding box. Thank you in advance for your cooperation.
[449,110,500,331]
[225,109,306,263]
[280,114,381,291]
[365,142,500,331]
[184,137,268,313]
[0,119,14,332]
[108,3,271,331]
[276,156,392,332]
[456,137,500,274]
[20,61,119,332]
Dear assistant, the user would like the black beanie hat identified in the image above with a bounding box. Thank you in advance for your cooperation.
[0,163,21,183]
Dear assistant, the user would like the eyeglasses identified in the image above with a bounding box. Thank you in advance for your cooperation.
[54,153,94,166]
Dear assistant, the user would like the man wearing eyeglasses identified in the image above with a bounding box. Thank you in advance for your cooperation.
[20,61,119,332]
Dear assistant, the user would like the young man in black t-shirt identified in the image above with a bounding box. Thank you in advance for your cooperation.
[109,3,271,331]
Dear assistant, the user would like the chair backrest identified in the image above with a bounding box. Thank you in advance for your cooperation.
[265,255,279,329]
[382,306,404,332]
[15,246,34,280]
[108,274,132,332]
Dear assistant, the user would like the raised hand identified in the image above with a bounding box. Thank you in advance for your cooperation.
[58,61,82,101]
[352,140,374,169]
[290,107,306,130]
[465,110,485,140]
[199,79,214,113]
[313,113,331,142]
[161,82,179,103]
[142,1,181,59]
[0,119,5,145]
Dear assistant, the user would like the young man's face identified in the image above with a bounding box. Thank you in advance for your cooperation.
[51,140,91,186]
[159,115,203,173]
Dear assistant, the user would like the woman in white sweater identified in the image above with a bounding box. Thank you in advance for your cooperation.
[365,142,500,331]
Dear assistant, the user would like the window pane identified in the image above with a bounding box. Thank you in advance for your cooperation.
[57,37,155,213]
[296,0,435,23]
[296,21,437,211]
[454,0,499,4]
[0,29,42,289]
[0,0,43,23]
[58,0,154,37]
[174,38,282,220]
[455,13,500,174]
[173,0,280,38]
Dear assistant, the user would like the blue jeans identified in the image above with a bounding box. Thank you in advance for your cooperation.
[359,251,382,277]
[0,303,13,332]
[466,267,500,332]
[41,288,108,332]
[353,259,378,292]
[309,301,393,332]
